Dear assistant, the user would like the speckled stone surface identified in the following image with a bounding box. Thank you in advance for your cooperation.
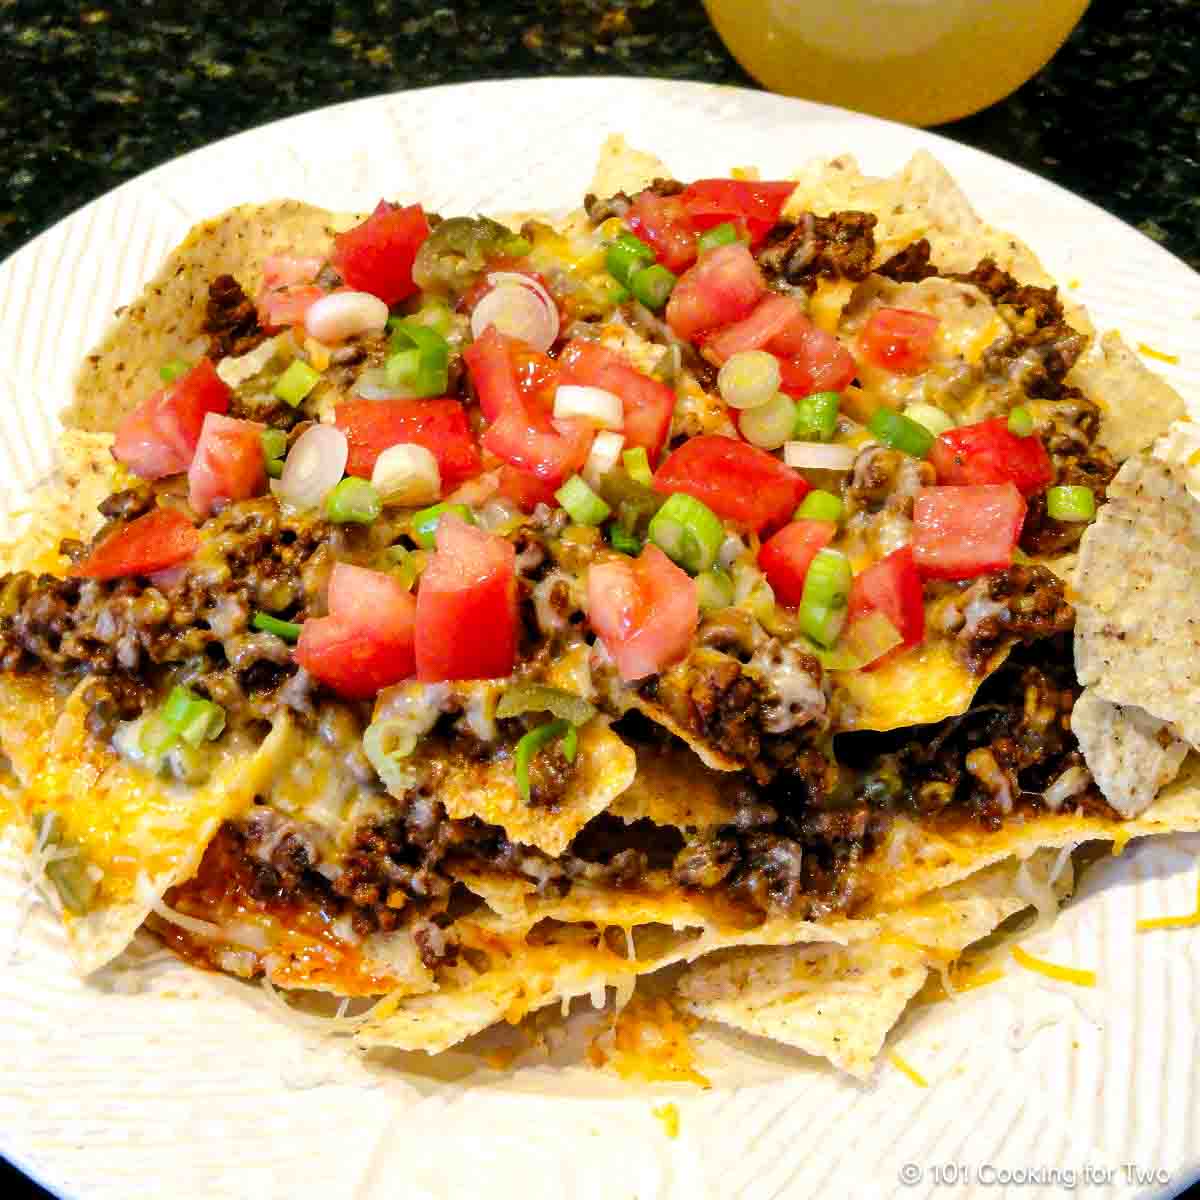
[0,0,1196,270]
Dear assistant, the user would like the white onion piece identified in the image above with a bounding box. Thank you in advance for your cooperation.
[471,284,559,351]
[354,366,402,401]
[277,425,348,510]
[371,443,441,506]
[718,350,780,410]
[583,430,625,487]
[304,291,389,344]
[783,441,856,472]
[487,271,557,318]
[554,384,624,431]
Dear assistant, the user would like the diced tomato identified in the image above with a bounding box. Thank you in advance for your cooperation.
[665,243,766,341]
[929,418,1054,496]
[860,307,940,374]
[625,191,697,273]
[846,546,925,663]
[558,339,676,461]
[776,348,858,399]
[415,516,517,682]
[335,399,481,490]
[587,544,698,681]
[912,484,1026,580]
[112,358,232,479]
[295,563,417,700]
[757,519,836,608]
[257,284,325,330]
[496,464,560,512]
[465,328,593,485]
[330,200,430,306]
[72,508,199,580]
[678,179,796,247]
[261,255,323,290]
[653,435,810,533]
[187,413,266,518]
[702,294,802,364]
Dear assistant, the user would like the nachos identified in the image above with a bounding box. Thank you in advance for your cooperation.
[1,136,1197,1074]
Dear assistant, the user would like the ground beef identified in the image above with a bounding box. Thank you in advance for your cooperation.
[981,322,1087,400]
[952,258,1064,329]
[757,210,877,290]
[936,564,1075,673]
[97,484,158,522]
[203,274,267,361]
[876,238,938,282]
[583,191,631,223]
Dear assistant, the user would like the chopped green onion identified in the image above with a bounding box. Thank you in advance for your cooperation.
[795,489,844,524]
[807,610,902,670]
[799,601,846,648]
[555,475,611,526]
[629,264,677,311]
[868,406,934,458]
[273,360,321,407]
[803,548,853,610]
[1007,406,1035,437]
[1046,484,1096,522]
[387,321,451,397]
[496,684,597,726]
[139,714,176,758]
[740,392,796,450]
[159,358,190,384]
[408,299,454,337]
[251,612,302,642]
[384,544,422,589]
[561,724,579,762]
[411,502,475,548]
[606,232,656,287]
[622,446,654,487]
[325,477,381,524]
[696,567,734,611]
[607,522,642,555]
[514,719,571,804]
[697,222,740,255]
[261,429,288,462]
[718,350,781,411]
[266,458,284,479]
[159,685,225,749]
[793,391,841,441]
[648,493,724,574]
[904,402,955,438]
[363,717,422,795]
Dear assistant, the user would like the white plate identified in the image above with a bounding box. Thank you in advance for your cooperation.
[2,78,1199,1200]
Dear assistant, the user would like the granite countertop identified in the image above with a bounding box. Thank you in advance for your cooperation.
[0,0,1197,270]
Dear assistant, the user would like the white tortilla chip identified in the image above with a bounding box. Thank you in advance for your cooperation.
[1074,455,1200,746]
[1071,690,1190,818]
[589,134,671,200]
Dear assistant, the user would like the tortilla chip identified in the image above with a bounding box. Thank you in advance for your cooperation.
[434,717,636,857]
[677,853,1055,1077]
[610,741,742,828]
[66,201,351,432]
[1070,332,1186,462]
[1153,419,1200,505]
[0,677,294,973]
[589,134,671,200]
[1074,456,1200,746]
[1071,690,1190,818]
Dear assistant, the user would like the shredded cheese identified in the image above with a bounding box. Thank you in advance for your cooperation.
[888,1050,928,1088]
[1110,829,1133,857]
[137,874,224,940]
[1136,341,1180,365]
[259,976,381,1034]
[953,966,1005,993]
[1136,875,1200,931]
[652,1103,680,1139]
[1010,945,1096,987]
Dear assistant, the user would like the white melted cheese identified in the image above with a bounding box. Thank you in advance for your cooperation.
[749,641,827,734]
[216,336,281,387]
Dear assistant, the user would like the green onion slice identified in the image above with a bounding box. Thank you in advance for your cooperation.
[740,391,797,451]
[903,402,955,438]
[159,685,226,749]
[868,406,935,458]
[159,358,190,384]
[605,232,656,287]
[411,502,475,548]
[273,360,321,407]
[387,321,451,397]
[802,548,853,610]
[622,446,654,487]
[325,477,382,524]
[496,683,596,726]
[793,391,841,441]
[648,493,724,574]
[697,222,740,255]
[384,544,422,589]
[1045,484,1096,522]
[514,719,571,804]
[718,350,781,411]
[555,475,612,526]
[607,522,642,555]
[799,600,846,648]
[629,264,677,311]
[261,428,288,462]
[696,566,734,611]
[795,489,844,524]
[363,717,422,795]
[1007,406,1035,438]
[251,612,302,642]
